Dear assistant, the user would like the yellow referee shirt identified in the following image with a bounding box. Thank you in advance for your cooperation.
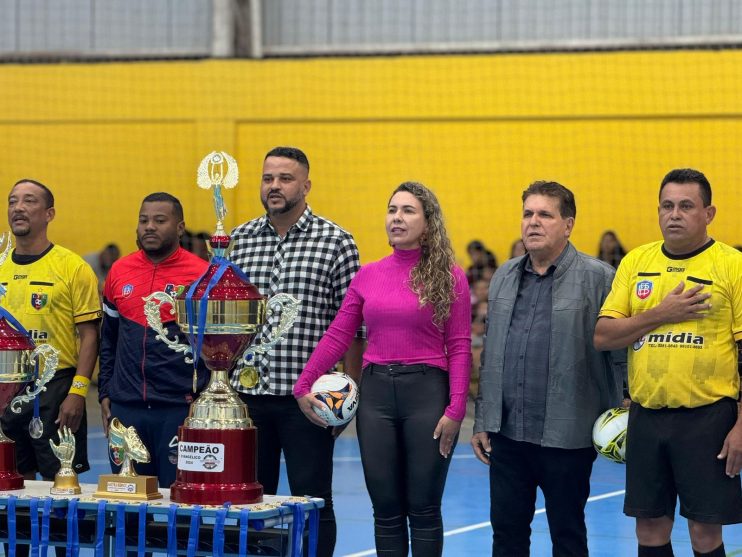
[599,240,742,409]
[0,245,101,370]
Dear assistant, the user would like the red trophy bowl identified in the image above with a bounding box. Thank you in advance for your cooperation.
[0,315,59,490]
[143,234,298,505]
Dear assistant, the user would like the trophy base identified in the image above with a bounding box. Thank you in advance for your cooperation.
[170,479,263,506]
[0,440,24,490]
[93,474,163,501]
[51,473,82,495]
[170,425,263,505]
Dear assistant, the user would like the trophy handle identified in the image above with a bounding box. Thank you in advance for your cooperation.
[143,292,193,364]
[0,232,11,267]
[242,293,300,363]
[10,343,59,413]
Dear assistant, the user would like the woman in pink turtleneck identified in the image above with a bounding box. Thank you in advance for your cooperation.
[294,181,471,557]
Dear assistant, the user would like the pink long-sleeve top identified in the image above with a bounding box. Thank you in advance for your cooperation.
[293,247,472,421]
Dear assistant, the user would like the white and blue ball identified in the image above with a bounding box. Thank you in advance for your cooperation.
[311,373,359,427]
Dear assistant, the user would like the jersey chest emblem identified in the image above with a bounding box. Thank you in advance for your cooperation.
[636,280,653,300]
[30,292,48,310]
[122,284,134,298]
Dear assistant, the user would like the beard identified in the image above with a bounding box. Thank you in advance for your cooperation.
[261,194,301,217]
[10,222,30,236]
[138,234,178,260]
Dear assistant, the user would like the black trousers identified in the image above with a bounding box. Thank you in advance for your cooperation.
[240,394,335,557]
[488,432,597,557]
[357,364,454,557]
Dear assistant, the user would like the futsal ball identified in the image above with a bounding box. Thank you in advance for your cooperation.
[592,407,629,464]
[311,372,359,427]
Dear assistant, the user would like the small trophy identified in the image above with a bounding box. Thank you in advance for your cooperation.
[93,418,163,501]
[49,426,81,495]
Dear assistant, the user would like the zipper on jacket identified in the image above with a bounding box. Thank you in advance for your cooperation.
[141,261,160,402]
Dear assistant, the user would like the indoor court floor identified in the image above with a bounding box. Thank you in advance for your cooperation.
[77,414,742,556]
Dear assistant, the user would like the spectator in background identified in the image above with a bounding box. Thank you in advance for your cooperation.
[180,229,194,252]
[466,240,497,285]
[509,238,527,259]
[597,230,627,269]
[83,243,120,295]
[470,300,487,399]
[470,278,489,307]
[181,230,211,261]
[192,231,210,261]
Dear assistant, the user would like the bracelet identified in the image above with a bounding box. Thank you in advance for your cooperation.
[68,375,90,398]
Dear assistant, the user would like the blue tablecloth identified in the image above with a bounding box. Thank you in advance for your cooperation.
[0,480,322,557]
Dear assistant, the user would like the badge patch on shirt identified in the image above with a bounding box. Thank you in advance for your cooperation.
[122,284,134,298]
[636,280,653,300]
[164,283,176,296]
[30,293,48,310]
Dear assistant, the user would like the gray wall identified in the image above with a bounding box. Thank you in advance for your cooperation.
[262,0,742,55]
[0,0,211,57]
[2,0,742,59]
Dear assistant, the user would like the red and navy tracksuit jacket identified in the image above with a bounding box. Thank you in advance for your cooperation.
[99,247,210,406]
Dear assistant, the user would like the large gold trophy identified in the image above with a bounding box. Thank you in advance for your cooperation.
[144,152,299,504]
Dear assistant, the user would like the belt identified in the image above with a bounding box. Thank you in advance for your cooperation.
[367,363,431,376]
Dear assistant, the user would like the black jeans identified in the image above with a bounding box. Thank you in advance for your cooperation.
[357,364,454,557]
[240,394,336,557]
[488,433,597,557]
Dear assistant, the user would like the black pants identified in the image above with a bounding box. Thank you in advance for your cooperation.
[240,394,335,557]
[488,433,597,557]
[357,364,454,557]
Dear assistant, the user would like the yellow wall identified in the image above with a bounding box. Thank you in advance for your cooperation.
[1,50,741,265]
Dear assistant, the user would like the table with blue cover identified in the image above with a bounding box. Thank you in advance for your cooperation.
[0,481,323,556]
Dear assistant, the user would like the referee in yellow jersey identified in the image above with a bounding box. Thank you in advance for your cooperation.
[594,168,742,557]
[0,180,101,481]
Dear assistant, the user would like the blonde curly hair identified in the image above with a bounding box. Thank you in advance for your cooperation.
[390,182,457,326]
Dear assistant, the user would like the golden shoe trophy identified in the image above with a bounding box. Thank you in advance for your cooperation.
[143,151,299,505]
[93,418,162,500]
[50,426,81,495]
[0,243,61,490]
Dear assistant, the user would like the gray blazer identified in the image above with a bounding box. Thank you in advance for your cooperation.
[474,242,626,449]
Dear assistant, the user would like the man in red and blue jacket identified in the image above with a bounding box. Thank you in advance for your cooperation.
[99,192,209,487]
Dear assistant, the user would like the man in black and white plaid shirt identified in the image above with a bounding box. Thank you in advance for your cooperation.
[230,146,363,557]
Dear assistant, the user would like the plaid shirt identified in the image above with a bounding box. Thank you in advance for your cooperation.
[229,206,361,396]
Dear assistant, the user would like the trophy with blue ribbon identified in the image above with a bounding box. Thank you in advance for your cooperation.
[143,152,299,504]
[0,237,60,490]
